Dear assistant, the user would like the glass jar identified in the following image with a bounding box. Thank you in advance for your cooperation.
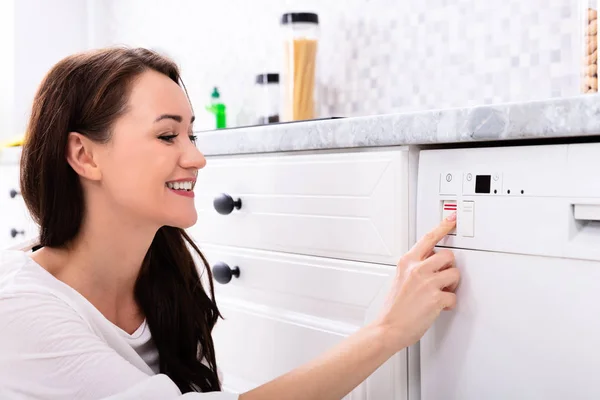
[255,73,280,124]
[582,0,598,93]
[280,12,319,121]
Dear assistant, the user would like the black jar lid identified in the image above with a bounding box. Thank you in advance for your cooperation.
[256,73,280,84]
[281,12,319,25]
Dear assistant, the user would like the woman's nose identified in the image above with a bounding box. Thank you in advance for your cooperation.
[181,141,206,170]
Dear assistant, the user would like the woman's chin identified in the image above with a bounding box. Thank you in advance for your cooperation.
[164,212,198,230]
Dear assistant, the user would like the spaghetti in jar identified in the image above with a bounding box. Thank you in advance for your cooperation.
[281,12,319,121]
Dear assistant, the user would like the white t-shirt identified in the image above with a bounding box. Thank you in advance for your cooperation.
[0,250,239,400]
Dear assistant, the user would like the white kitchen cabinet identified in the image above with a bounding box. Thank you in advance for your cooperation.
[190,146,418,399]
[0,148,38,249]
[191,148,416,266]
[197,243,405,400]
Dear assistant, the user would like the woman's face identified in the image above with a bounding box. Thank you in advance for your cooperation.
[95,69,205,229]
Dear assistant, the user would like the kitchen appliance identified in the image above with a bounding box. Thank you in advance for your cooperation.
[415,142,600,399]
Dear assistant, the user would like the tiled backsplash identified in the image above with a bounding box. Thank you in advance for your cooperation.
[92,0,582,128]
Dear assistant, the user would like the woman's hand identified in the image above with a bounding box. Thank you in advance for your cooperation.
[376,212,459,353]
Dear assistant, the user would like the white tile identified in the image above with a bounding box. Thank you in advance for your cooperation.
[92,0,584,124]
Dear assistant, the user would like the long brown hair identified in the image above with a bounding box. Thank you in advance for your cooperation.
[20,47,222,393]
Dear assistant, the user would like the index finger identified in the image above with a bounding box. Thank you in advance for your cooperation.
[411,212,456,260]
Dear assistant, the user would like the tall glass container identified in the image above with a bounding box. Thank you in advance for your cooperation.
[582,1,598,93]
[281,12,319,121]
[255,73,280,124]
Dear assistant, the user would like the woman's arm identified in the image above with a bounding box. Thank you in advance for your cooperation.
[241,322,389,400]
[241,213,459,400]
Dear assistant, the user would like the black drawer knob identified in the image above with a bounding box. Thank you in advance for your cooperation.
[9,189,21,198]
[10,228,25,238]
[213,193,242,215]
[212,261,240,284]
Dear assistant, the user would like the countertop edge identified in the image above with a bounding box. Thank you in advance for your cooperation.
[195,94,600,156]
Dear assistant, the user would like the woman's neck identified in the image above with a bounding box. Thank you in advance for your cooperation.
[31,204,158,334]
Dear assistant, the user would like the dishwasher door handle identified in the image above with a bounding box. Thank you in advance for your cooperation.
[573,204,600,221]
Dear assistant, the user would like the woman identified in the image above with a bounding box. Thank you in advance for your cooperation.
[0,47,459,399]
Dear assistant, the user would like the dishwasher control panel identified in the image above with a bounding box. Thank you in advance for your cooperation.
[417,142,600,262]
[438,171,504,238]
[440,171,504,195]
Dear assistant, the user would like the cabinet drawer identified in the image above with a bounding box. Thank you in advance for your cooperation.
[191,148,414,265]
[198,244,406,399]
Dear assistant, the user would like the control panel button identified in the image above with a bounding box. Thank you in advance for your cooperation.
[441,200,457,235]
[459,201,475,237]
[491,173,503,194]
[440,172,461,195]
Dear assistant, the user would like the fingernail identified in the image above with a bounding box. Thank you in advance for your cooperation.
[446,212,457,221]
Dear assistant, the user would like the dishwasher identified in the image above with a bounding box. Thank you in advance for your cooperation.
[415,142,600,400]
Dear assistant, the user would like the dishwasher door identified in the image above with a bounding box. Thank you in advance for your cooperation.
[416,142,600,400]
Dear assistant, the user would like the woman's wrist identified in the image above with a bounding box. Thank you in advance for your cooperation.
[366,318,405,359]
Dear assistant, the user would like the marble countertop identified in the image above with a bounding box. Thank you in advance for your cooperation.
[195,94,600,156]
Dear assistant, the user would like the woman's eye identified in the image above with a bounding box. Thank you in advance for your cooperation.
[189,134,197,144]
[159,134,178,143]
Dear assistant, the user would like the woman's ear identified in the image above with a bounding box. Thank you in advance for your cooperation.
[66,132,102,181]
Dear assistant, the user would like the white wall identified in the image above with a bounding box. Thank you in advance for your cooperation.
[0,0,15,140]
[1,0,587,137]
[91,0,582,129]
[0,0,90,141]
[13,0,89,136]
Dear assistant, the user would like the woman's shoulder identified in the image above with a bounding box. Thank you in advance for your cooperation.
[0,249,30,267]
[0,250,87,352]
[0,249,38,288]
[0,249,81,319]
[0,249,55,293]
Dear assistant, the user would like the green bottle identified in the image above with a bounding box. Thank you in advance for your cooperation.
[206,87,227,129]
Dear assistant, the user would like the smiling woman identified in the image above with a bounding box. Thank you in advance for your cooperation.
[0,47,224,398]
[0,47,460,400]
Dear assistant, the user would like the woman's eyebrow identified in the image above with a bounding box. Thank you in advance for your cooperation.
[154,114,195,124]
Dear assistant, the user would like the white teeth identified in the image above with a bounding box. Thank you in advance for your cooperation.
[167,181,194,191]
